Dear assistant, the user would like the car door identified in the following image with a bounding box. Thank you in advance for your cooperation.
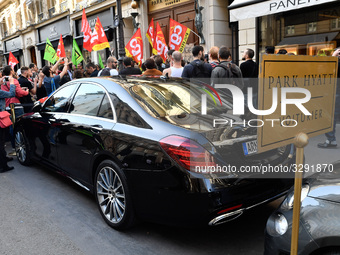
[56,82,116,185]
[31,83,78,167]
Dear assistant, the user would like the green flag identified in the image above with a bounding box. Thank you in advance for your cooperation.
[44,38,57,64]
[98,53,105,69]
[72,39,84,66]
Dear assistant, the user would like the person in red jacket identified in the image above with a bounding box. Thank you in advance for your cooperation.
[1,65,29,156]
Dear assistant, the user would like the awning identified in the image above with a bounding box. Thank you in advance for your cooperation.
[277,32,339,46]
[228,0,338,22]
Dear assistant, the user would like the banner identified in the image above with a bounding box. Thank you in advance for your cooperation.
[8,52,19,69]
[44,38,57,64]
[146,18,157,55]
[154,22,168,62]
[57,34,66,59]
[125,28,143,67]
[98,53,105,69]
[91,17,110,51]
[81,9,92,52]
[72,39,84,66]
[169,18,191,53]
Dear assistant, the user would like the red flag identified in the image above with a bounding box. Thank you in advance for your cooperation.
[8,52,19,69]
[154,22,168,62]
[146,18,157,55]
[81,9,92,52]
[57,34,66,58]
[91,17,110,51]
[169,19,191,53]
[125,28,143,67]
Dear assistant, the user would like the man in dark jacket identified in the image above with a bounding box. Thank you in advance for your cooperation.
[211,47,243,89]
[240,48,258,106]
[119,57,142,75]
[181,45,212,80]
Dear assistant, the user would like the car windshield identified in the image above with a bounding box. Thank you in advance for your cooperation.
[125,79,232,119]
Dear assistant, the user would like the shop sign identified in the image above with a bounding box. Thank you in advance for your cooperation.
[5,37,22,53]
[75,9,113,37]
[148,0,191,12]
[257,54,338,152]
[38,18,71,42]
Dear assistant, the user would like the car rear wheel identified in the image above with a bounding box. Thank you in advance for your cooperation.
[15,129,32,166]
[95,160,135,230]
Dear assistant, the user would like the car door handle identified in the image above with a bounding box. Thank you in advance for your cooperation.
[90,125,103,132]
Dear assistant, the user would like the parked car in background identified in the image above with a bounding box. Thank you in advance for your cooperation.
[265,160,340,255]
[15,76,295,230]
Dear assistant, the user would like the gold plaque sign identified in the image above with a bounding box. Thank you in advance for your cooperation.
[148,0,191,12]
[257,55,338,152]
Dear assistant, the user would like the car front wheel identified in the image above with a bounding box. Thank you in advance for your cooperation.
[95,160,135,230]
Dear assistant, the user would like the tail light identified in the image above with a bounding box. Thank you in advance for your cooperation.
[160,135,216,171]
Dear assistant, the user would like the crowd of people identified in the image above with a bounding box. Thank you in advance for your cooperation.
[0,44,339,172]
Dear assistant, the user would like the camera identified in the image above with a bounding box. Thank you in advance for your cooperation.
[4,76,9,82]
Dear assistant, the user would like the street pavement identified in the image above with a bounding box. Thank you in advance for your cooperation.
[0,125,339,255]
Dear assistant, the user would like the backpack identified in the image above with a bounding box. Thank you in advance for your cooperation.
[215,63,243,89]
[189,60,210,78]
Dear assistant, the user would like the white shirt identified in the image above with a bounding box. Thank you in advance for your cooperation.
[170,66,184,78]
[97,69,119,76]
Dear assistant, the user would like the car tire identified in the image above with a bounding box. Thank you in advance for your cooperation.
[94,160,135,230]
[15,129,32,166]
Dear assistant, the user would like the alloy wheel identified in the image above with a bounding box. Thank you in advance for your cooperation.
[96,166,126,224]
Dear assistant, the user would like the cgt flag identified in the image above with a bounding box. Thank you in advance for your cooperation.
[72,39,84,66]
[57,34,66,59]
[44,38,57,64]
[8,52,19,69]
[146,18,157,55]
[91,17,110,51]
[81,9,92,52]
[154,22,168,62]
[125,28,143,67]
[169,18,191,53]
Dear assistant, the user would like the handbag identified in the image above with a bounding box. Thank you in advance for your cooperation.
[0,111,13,128]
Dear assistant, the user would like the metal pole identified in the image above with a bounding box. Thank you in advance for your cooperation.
[117,0,125,72]
[290,132,309,255]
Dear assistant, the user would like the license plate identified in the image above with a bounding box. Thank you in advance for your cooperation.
[242,140,258,156]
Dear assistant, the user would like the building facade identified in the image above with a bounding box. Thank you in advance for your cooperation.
[0,0,233,68]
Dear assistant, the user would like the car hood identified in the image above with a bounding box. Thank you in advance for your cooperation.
[307,160,340,204]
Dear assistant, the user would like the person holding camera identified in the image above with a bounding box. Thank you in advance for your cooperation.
[0,76,16,172]
[318,47,340,148]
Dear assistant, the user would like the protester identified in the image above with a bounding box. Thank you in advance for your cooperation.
[0,76,16,172]
[318,47,340,148]
[181,45,212,79]
[86,62,99,77]
[163,51,184,78]
[142,58,163,76]
[154,55,165,73]
[166,49,175,68]
[42,57,69,95]
[265,46,275,54]
[211,46,243,89]
[209,46,219,68]
[29,63,39,79]
[18,66,38,113]
[73,69,84,79]
[119,57,142,75]
[277,49,288,54]
[98,57,119,76]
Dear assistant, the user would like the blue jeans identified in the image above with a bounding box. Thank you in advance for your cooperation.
[325,91,340,142]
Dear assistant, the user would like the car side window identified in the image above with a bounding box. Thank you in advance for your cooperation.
[42,84,78,113]
[69,83,106,116]
[97,94,113,119]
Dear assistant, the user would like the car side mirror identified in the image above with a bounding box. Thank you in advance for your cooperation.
[31,101,42,112]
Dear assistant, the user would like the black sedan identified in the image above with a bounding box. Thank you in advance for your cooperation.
[15,76,295,230]
[265,160,340,255]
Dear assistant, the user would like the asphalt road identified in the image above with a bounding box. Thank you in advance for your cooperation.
[0,125,339,255]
